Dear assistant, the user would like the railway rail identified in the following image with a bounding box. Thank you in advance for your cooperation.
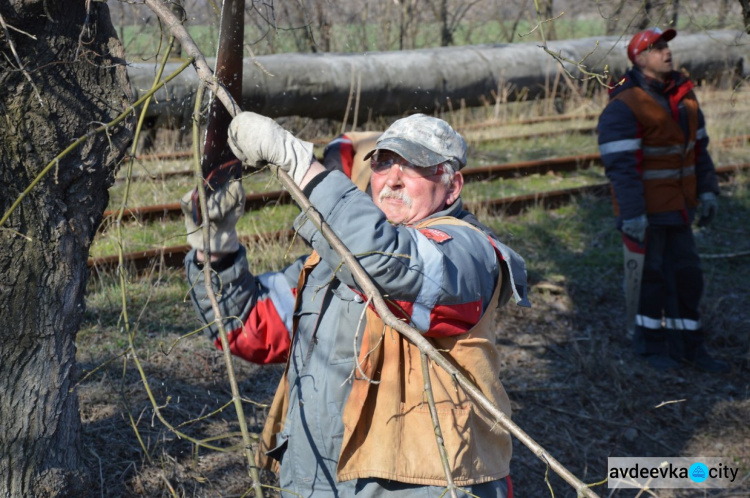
[102,133,750,229]
[117,130,750,184]
[90,183,607,272]
[90,161,750,272]
[101,153,603,229]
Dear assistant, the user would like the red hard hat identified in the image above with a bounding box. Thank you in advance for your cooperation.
[627,28,676,63]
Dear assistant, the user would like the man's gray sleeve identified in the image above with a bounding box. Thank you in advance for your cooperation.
[185,247,258,341]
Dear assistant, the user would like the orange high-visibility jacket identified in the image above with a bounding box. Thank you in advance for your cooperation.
[611,85,700,215]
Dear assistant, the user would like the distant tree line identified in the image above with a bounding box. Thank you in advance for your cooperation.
[108,0,750,59]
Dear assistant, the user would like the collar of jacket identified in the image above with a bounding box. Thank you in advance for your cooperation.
[408,199,530,308]
[611,67,690,100]
[418,197,463,223]
[392,197,465,228]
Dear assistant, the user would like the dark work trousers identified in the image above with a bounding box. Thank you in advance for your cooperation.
[633,225,703,355]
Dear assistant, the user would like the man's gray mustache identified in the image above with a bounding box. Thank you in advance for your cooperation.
[379,188,412,207]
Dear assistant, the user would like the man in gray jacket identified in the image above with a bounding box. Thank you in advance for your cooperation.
[182,113,529,497]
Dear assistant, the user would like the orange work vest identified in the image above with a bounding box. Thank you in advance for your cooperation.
[612,86,699,214]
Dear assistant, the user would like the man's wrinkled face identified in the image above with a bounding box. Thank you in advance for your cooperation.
[636,39,673,81]
[369,150,463,225]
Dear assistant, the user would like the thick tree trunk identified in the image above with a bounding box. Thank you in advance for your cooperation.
[0,2,133,497]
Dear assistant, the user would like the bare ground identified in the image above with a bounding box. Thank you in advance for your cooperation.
[77,186,750,497]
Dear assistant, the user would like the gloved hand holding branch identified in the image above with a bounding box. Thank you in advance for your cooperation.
[228,111,319,186]
[180,179,245,257]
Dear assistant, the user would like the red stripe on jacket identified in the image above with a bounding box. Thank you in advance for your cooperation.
[339,137,355,178]
[425,299,483,338]
[216,297,291,364]
[373,296,484,338]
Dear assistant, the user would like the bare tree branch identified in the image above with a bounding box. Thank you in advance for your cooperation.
[421,353,458,498]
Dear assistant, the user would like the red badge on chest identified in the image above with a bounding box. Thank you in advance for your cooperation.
[419,228,452,243]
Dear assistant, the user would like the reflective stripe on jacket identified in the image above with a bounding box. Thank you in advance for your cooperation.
[610,85,699,214]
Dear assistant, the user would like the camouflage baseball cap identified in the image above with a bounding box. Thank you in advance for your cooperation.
[364,114,467,169]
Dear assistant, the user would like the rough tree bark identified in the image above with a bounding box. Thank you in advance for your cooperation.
[0,2,133,497]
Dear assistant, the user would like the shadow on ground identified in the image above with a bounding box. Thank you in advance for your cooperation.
[77,175,749,497]
[493,180,750,497]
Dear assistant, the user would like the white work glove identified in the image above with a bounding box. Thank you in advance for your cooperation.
[621,214,648,243]
[180,180,245,253]
[228,112,314,185]
[696,192,718,227]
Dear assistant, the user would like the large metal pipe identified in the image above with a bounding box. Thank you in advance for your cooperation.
[127,30,749,125]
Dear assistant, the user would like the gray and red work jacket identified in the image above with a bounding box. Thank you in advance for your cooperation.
[186,170,529,496]
[597,67,719,227]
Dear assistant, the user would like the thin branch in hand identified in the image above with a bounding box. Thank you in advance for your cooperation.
[185,52,263,493]
[421,353,458,498]
[344,296,382,386]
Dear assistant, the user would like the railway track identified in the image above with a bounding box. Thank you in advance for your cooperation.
[457,112,598,131]
[89,183,608,272]
[117,131,750,184]
[118,124,602,183]
[89,161,749,272]
[89,229,296,273]
[103,133,750,228]
[101,153,603,229]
